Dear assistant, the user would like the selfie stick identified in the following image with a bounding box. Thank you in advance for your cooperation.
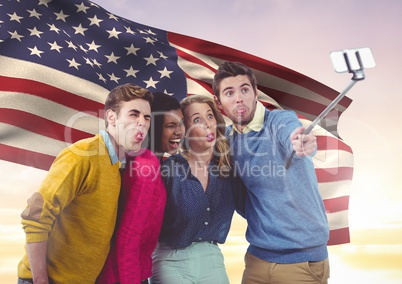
[284,49,370,169]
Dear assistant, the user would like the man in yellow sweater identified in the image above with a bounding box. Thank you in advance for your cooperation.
[17,83,153,284]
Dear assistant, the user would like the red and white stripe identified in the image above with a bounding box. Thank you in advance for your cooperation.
[168,32,353,245]
[0,29,353,245]
[0,55,106,170]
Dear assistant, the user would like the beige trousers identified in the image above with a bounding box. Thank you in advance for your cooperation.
[241,252,330,284]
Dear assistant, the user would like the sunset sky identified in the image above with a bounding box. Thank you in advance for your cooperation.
[1,0,402,283]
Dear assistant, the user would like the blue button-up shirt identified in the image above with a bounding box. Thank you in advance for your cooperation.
[158,154,240,248]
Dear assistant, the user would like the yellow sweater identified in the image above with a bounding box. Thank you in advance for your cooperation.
[18,134,121,283]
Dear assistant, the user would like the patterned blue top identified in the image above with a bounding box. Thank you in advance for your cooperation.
[158,154,241,248]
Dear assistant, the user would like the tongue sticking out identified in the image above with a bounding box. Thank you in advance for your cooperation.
[206,133,215,142]
[135,132,144,142]
[235,107,246,116]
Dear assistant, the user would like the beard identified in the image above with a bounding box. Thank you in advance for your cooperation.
[230,103,256,127]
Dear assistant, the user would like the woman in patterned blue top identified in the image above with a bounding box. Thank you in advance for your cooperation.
[150,95,245,284]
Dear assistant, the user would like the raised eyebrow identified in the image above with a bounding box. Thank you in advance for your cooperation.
[222,83,251,93]
[190,112,200,119]
[221,86,234,93]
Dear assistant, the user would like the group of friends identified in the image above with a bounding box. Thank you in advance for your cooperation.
[17,61,330,284]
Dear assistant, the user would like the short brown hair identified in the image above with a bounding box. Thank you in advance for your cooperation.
[212,61,257,100]
[104,83,153,127]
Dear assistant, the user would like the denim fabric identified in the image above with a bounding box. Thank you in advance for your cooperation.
[158,154,236,248]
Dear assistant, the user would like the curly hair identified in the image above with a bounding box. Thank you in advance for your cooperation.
[147,92,182,157]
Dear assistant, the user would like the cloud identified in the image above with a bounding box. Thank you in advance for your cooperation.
[328,243,402,284]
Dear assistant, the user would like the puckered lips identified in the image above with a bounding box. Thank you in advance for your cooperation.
[206,132,215,142]
[135,131,145,142]
[234,106,247,116]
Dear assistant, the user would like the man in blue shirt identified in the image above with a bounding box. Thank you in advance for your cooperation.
[213,61,330,284]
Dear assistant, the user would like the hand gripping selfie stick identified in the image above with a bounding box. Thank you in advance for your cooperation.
[285,47,376,169]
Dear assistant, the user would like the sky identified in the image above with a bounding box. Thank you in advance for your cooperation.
[1,0,402,283]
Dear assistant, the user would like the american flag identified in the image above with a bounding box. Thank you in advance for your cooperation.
[0,0,352,245]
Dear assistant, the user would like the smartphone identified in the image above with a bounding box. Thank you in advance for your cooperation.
[330,47,376,73]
